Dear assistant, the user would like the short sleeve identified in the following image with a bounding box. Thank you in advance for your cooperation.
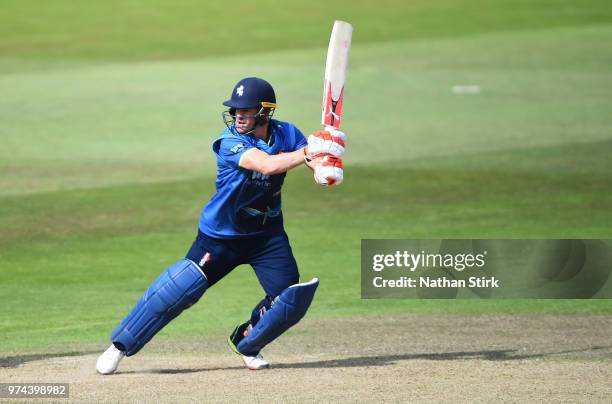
[292,126,307,151]
[215,137,254,167]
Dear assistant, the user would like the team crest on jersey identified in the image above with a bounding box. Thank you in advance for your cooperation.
[230,143,246,154]
[236,85,244,96]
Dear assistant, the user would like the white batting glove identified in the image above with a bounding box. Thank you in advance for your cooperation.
[305,128,346,158]
[314,155,344,186]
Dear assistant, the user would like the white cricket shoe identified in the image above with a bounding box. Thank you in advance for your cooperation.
[96,344,125,375]
[228,322,270,370]
[241,353,270,370]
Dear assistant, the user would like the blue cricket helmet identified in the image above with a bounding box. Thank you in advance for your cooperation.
[223,77,277,110]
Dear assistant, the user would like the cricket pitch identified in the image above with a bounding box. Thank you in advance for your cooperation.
[1,314,611,402]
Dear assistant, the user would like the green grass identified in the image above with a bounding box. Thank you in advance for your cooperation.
[1,0,611,60]
[2,160,612,351]
[1,1,612,353]
[3,25,612,195]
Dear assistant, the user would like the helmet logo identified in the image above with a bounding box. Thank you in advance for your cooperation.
[236,85,244,97]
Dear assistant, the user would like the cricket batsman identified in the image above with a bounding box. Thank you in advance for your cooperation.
[96,77,346,373]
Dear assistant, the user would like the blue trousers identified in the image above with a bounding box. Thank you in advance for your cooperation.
[112,229,301,355]
[185,230,299,298]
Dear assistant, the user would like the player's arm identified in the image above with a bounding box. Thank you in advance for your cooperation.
[239,147,311,176]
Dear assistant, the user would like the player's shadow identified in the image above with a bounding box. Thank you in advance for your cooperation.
[0,350,99,369]
[274,345,610,369]
[2,345,608,374]
[144,345,610,374]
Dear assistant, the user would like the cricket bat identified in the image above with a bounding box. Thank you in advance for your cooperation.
[322,20,353,130]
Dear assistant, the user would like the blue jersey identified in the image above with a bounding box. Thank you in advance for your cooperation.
[199,119,307,239]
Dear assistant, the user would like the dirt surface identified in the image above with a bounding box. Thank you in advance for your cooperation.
[2,314,612,403]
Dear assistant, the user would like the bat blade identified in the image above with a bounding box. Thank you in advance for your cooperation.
[322,20,353,129]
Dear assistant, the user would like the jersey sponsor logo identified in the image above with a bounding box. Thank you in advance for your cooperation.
[247,170,273,188]
[230,143,246,154]
[236,85,244,96]
[252,171,270,180]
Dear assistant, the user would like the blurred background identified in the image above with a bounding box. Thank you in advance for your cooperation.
[1,0,611,353]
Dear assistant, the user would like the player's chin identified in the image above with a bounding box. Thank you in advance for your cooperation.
[235,125,252,134]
